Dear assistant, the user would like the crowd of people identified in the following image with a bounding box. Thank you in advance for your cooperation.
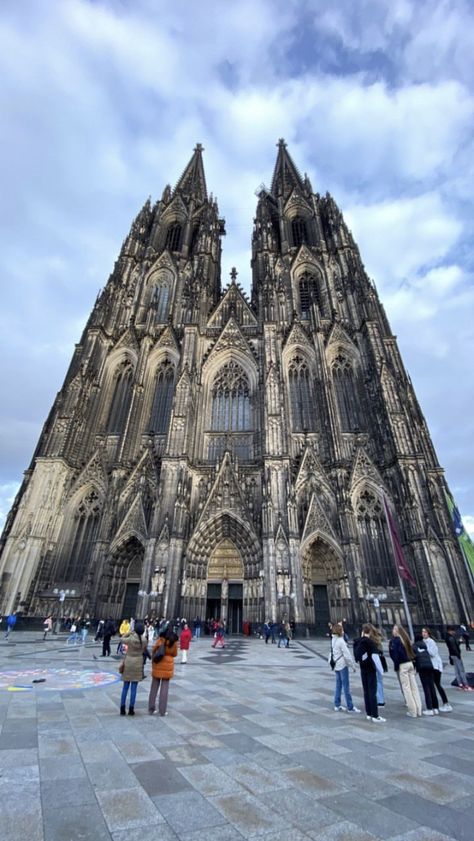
[327,620,472,724]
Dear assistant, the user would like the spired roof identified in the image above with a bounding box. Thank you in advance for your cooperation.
[174,143,208,203]
[271,138,305,199]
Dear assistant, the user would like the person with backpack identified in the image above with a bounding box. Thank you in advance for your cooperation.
[445,626,472,690]
[148,625,178,716]
[354,624,385,722]
[389,624,422,717]
[413,634,439,715]
[119,621,147,716]
[422,627,452,711]
[330,622,361,713]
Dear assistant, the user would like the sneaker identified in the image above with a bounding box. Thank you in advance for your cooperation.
[406,712,417,718]
[148,709,156,715]
[464,686,473,691]
[348,707,361,713]
[433,709,439,715]
[334,706,344,712]
[439,704,453,712]
[371,716,386,723]
[422,710,434,716]
[366,715,372,721]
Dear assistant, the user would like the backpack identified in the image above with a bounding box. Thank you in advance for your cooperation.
[414,641,432,671]
[152,642,166,663]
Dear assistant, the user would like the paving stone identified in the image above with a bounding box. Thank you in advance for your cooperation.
[422,752,474,778]
[131,759,192,796]
[389,829,457,841]
[380,792,473,841]
[386,770,472,804]
[320,790,419,838]
[86,759,142,790]
[152,789,228,834]
[179,825,245,841]
[96,787,164,832]
[0,729,38,749]
[39,756,87,780]
[42,801,112,841]
[306,820,381,841]
[260,786,341,832]
[2,780,43,841]
[208,791,290,837]
[178,762,247,796]
[41,776,98,807]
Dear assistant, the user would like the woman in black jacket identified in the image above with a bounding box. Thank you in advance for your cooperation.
[355,624,385,723]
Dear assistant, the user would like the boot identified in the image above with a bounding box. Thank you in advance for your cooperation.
[120,705,126,716]
[128,706,135,716]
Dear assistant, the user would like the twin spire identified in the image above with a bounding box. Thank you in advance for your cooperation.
[174,139,305,205]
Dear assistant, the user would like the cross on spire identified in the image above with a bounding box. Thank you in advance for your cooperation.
[230,267,238,283]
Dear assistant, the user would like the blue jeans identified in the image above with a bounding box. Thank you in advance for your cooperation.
[334,666,354,710]
[376,671,385,704]
[121,681,138,708]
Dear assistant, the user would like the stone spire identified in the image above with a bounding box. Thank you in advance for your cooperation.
[174,143,208,203]
[270,138,305,199]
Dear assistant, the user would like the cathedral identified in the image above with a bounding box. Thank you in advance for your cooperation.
[0,141,472,633]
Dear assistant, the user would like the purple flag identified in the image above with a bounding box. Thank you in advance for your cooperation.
[382,495,416,588]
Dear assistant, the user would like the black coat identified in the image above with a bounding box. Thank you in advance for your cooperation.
[354,636,377,671]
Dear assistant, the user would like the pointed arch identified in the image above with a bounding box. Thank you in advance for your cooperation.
[355,486,397,586]
[331,350,365,432]
[149,358,175,434]
[106,359,134,434]
[288,353,314,432]
[210,361,251,432]
[55,486,103,584]
[298,270,320,320]
[186,512,262,576]
[291,215,307,248]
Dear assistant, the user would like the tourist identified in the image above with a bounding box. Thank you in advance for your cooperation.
[80,616,90,645]
[4,611,17,640]
[368,624,387,708]
[148,625,178,716]
[193,616,201,638]
[330,622,361,713]
[211,620,225,648]
[422,628,452,712]
[117,617,130,654]
[180,621,192,663]
[94,619,105,641]
[413,634,439,715]
[102,617,115,656]
[67,618,79,645]
[119,621,147,715]
[389,624,422,717]
[458,623,471,651]
[43,614,53,640]
[445,626,472,690]
[354,624,385,722]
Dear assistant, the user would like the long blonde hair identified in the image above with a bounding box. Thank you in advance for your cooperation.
[394,624,414,659]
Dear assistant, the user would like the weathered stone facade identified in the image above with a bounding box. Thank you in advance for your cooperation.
[1,142,472,631]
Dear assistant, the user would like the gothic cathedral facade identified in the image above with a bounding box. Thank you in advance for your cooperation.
[0,142,472,631]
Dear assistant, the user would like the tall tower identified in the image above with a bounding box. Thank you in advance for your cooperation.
[0,142,471,631]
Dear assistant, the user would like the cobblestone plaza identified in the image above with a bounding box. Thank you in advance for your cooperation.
[0,632,472,841]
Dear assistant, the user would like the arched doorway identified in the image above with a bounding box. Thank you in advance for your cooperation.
[101,537,144,621]
[207,538,244,634]
[302,536,348,634]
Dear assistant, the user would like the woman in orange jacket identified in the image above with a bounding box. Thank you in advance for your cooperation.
[148,625,178,716]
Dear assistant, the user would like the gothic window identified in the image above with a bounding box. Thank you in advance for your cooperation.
[299,271,319,319]
[106,361,133,434]
[356,489,397,586]
[211,362,251,431]
[288,355,314,432]
[149,360,175,433]
[152,283,170,323]
[332,353,363,432]
[62,490,102,582]
[190,224,200,254]
[165,222,182,252]
[291,216,307,247]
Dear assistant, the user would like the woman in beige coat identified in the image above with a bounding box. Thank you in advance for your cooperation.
[119,621,147,716]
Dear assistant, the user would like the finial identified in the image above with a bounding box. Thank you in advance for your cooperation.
[194,143,204,152]
[230,267,238,283]
[277,138,287,148]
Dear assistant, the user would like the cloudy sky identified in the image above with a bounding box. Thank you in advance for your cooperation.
[1,0,473,537]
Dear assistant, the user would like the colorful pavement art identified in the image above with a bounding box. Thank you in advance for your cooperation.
[0,668,120,691]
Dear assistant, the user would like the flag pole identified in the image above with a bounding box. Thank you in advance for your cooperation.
[382,494,415,640]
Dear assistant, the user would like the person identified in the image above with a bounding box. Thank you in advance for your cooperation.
[80,617,90,645]
[458,623,471,651]
[193,616,201,639]
[67,619,79,645]
[445,626,472,690]
[43,615,53,640]
[422,627,452,712]
[119,621,147,715]
[413,635,439,715]
[389,624,422,717]
[330,622,361,713]
[354,624,385,722]
[94,619,105,642]
[148,625,178,716]
[102,617,115,656]
[4,612,17,640]
[211,620,225,648]
[270,621,276,643]
[263,620,271,644]
[180,621,192,663]
[368,624,387,707]
[117,618,130,654]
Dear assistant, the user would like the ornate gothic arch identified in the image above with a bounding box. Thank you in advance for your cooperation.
[185,512,262,579]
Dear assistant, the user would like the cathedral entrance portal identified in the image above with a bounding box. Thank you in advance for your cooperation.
[207,539,244,634]
[302,536,348,634]
[102,537,144,622]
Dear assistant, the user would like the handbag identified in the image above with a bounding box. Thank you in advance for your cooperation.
[329,641,336,671]
[118,661,125,674]
[152,642,166,663]
[380,653,388,673]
